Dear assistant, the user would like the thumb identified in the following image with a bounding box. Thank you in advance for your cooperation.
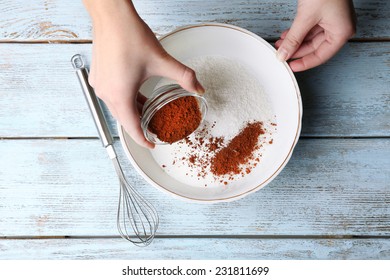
[155,54,205,94]
[277,14,316,62]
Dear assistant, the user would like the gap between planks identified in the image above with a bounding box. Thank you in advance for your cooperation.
[1,235,389,240]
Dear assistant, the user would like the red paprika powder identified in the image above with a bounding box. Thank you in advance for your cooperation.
[148,96,202,144]
[210,121,265,176]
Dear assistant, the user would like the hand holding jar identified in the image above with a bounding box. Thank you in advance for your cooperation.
[82,0,205,148]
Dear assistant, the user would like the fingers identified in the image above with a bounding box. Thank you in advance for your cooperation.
[96,89,155,149]
[154,53,205,95]
[276,25,323,52]
[112,95,155,149]
[276,14,317,62]
[277,31,326,60]
[288,38,345,72]
[276,25,347,72]
[279,25,323,42]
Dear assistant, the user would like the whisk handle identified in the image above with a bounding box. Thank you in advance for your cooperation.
[71,54,113,148]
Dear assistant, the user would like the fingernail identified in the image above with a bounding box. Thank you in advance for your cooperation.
[196,82,205,95]
[276,48,288,62]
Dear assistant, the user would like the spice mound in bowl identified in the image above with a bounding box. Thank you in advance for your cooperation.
[211,121,265,176]
[148,96,202,144]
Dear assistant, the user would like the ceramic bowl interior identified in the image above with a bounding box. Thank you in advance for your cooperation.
[118,23,302,203]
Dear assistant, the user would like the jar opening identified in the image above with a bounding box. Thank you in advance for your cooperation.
[141,85,208,145]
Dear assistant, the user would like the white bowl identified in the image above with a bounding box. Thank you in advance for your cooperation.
[118,23,302,203]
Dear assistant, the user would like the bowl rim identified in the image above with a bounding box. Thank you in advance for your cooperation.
[118,22,303,203]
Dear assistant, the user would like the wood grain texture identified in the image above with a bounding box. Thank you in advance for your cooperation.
[0,138,389,237]
[1,0,389,262]
[0,238,389,260]
[0,0,88,41]
[0,0,389,41]
[0,43,389,138]
[297,42,390,137]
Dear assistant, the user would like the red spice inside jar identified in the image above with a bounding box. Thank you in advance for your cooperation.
[148,96,202,144]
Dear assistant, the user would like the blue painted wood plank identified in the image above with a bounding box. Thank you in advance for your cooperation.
[0,0,388,41]
[297,42,390,137]
[0,238,389,260]
[0,43,389,138]
[0,0,388,261]
[0,138,389,236]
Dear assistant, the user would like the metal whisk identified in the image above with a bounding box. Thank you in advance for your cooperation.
[71,54,159,246]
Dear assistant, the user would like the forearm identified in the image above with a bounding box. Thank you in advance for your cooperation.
[83,0,139,25]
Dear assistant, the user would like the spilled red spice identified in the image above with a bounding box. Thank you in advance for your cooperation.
[183,127,225,179]
[163,120,276,186]
[210,122,265,176]
[188,155,196,164]
[148,96,202,144]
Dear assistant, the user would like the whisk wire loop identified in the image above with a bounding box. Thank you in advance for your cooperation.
[113,157,159,246]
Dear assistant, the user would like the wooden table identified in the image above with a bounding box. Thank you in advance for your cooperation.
[0,0,389,259]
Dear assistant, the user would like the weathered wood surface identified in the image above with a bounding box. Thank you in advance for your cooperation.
[1,238,389,260]
[0,42,389,138]
[0,0,389,260]
[0,0,389,41]
[0,138,389,236]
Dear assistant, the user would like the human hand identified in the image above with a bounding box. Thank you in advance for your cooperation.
[275,0,356,72]
[83,0,204,148]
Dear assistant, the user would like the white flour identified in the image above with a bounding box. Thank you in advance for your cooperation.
[186,55,273,139]
[151,55,276,187]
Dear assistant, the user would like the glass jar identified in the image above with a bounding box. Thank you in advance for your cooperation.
[141,84,208,144]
